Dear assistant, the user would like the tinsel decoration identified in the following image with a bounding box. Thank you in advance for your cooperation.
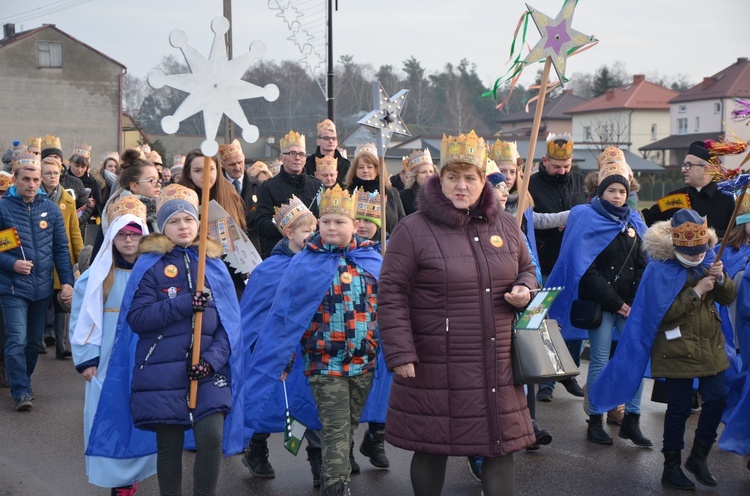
[731,98,750,123]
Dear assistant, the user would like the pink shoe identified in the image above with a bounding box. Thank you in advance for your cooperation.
[112,482,138,496]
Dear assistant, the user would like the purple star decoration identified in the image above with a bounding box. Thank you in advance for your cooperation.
[544,19,571,55]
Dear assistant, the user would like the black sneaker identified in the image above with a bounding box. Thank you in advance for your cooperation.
[15,394,33,412]
[242,442,275,478]
[467,456,483,482]
[359,431,390,468]
[536,387,553,402]
[321,477,351,496]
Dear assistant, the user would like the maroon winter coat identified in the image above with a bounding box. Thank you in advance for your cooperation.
[379,174,538,457]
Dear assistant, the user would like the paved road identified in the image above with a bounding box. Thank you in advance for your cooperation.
[1,353,748,495]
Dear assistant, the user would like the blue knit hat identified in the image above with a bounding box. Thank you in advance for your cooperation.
[156,184,199,233]
[487,171,507,188]
[670,208,709,254]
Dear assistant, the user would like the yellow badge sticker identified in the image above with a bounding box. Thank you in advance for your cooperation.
[164,264,179,278]
[490,235,504,248]
[340,272,353,284]
[59,203,66,210]
[39,220,48,229]
[627,227,636,238]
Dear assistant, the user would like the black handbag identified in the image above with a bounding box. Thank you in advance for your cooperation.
[511,319,580,385]
[569,299,602,329]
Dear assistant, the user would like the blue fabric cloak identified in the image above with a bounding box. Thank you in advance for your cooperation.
[715,244,749,375]
[242,244,386,442]
[588,251,716,412]
[85,250,245,458]
[546,202,647,340]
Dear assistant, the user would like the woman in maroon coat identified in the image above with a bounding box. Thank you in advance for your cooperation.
[379,131,538,496]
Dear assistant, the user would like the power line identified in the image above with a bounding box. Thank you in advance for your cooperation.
[1,0,94,24]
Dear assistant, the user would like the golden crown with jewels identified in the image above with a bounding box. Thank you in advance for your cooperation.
[102,151,119,164]
[672,219,709,249]
[597,146,625,169]
[315,155,338,173]
[440,130,487,170]
[402,148,433,172]
[317,119,336,135]
[219,139,243,162]
[356,189,382,226]
[488,140,519,165]
[41,135,61,151]
[72,144,92,159]
[248,161,271,178]
[355,143,378,159]
[546,133,574,160]
[319,184,357,219]
[27,137,41,152]
[280,130,306,152]
[157,184,199,213]
[11,152,40,171]
[0,171,13,192]
[274,195,312,234]
[109,196,147,223]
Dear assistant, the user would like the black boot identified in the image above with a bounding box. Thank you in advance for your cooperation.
[526,420,552,451]
[307,448,323,487]
[242,441,275,478]
[561,377,584,397]
[586,414,612,445]
[618,413,652,447]
[349,440,360,474]
[662,451,695,490]
[0,357,9,388]
[685,438,717,487]
[360,430,390,468]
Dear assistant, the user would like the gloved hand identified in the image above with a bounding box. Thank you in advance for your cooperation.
[191,289,211,312]
[187,357,214,380]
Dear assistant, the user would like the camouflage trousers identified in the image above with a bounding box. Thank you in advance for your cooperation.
[309,373,373,488]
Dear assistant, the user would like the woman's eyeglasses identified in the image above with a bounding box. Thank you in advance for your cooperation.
[42,171,60,177]
[135,178,162,187]
[114,231,143,240]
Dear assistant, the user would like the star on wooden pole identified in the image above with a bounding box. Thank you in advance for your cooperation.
[523,1,596,84]
[357,81,411,157]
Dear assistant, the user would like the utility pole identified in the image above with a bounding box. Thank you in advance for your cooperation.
[326,0,334,120]
[223,0,235,143]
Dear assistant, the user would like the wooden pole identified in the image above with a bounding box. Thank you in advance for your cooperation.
[379,156,387,254]
[515,56,552,226]
[189,155,213,409]
[715,186,748,263]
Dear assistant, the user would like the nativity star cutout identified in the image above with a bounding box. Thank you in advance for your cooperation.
[357,82,411,156]
[524,1,596,84]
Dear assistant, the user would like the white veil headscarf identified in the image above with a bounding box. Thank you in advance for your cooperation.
[70,206,149,347]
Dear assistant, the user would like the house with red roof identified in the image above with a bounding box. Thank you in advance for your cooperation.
[565,75,678,167]
[641,57,750,169]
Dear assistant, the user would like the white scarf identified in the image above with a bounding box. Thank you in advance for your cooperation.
[70,214,149,347]
[675,252,705,268]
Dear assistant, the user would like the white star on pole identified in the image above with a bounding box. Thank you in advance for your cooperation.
[357,82,411,156]
[148,17,280,156]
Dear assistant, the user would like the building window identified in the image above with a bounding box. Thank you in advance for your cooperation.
[677,118,688,135]
[651,124,657,140]
[678,105,687,113]
[714,102,721,114]
[37,42,62,68]
[695,116,700,132]
[583,126,592,142]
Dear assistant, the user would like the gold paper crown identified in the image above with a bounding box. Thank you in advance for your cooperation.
[319,184,357,219]
[356,189,382,221]
[597,146,626,169]
[41,135,61,151]
[11,152,40,171]
[27,137,41,152]
[672,219,709,249]
[598,162,629,185]
[488,140,519,164]
[315,155,338,173]
[273,195,312,233]
[269,159,282,175]
[102,151,119,164]
[219,139,243,162]
[173,154,185,167]
[157,184,200,213]
[737,189,750,217]
[108,196,148,224]
[72,144,92,159]
[248,161,271,178]
[0,171,13,192]
[486,158,500,176]
[280,130,305,151]
[317,119,336,135]
[402,148,433,172]
[440,130,487,170]
[355,143,378,159]
[546,133,574,160]
[148,150,162,164]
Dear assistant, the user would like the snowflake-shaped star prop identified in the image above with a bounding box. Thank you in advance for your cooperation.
[148,17,280,156]
[357,82,411,156]
[524,1,596,84]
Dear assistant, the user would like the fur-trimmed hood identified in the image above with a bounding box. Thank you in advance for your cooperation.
[417,174,500,228]
[584,170,641,197]
[642,220,718,261]
[138,233,224,258]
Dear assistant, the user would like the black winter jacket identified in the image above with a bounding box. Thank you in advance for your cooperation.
[305,147,351,185]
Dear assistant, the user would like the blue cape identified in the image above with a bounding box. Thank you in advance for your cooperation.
[242,243,386,441]
[86,250,245,458]
[547,202,647,340]
[715,244,749,375]
[523,207,539,268]
[588,251,716,412]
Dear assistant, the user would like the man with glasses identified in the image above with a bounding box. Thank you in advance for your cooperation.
[642,140,734,237]
[256,130,322,258]
[305,119,350,185]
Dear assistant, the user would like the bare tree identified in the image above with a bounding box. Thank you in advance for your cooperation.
[590,113,631,150]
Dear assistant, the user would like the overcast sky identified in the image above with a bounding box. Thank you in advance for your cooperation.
[2,0,749,91]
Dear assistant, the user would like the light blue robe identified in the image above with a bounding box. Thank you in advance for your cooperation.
[70,269,157,488]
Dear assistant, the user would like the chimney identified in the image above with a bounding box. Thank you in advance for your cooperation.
[3,23,15,40]
[738,57,748,63]
[703,77,715,89]
[606,89,615,100]
[632,74,645,84]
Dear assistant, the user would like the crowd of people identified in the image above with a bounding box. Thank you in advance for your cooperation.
[0,123,749,496]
